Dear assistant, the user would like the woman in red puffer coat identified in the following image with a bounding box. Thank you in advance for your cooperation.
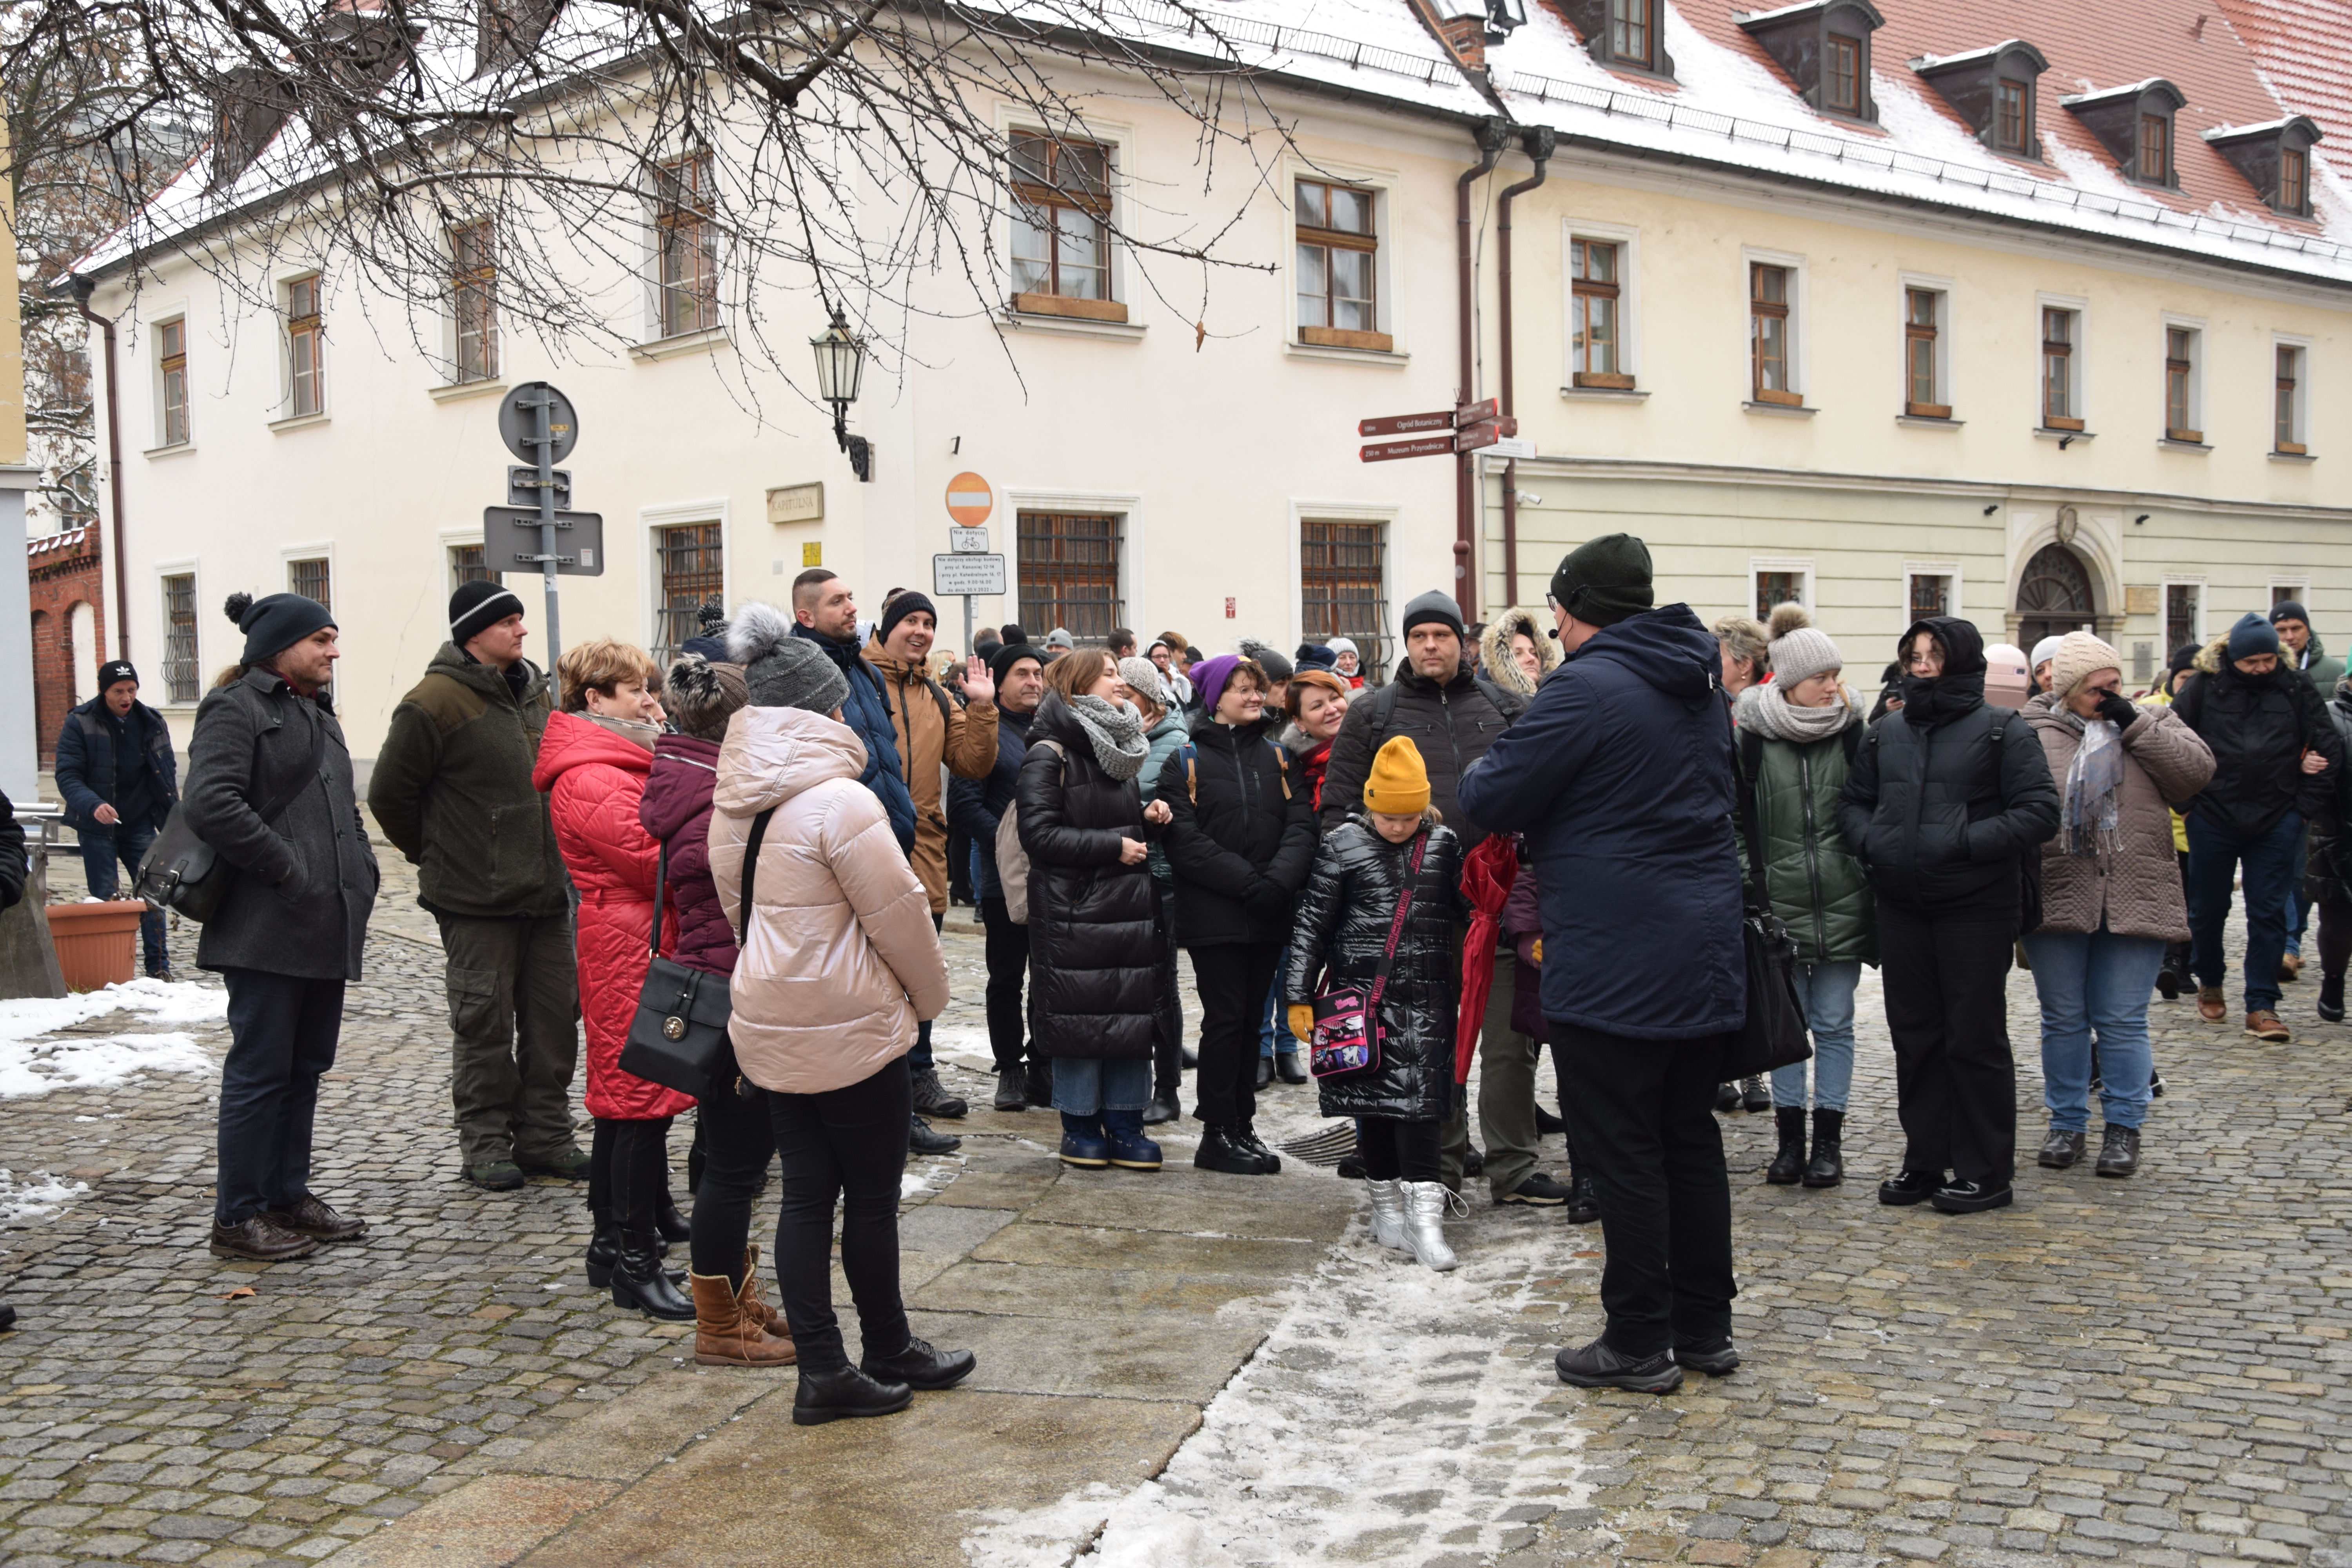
[533,638,695,1323]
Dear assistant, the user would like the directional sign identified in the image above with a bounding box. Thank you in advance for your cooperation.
[948,526,990,554]
[1455,416,1520,453]
[945,471,994,526]
[506,465,570,510]
[1358,409,1454,439]
[1454,397,1499,427]
[1360,436,1456,463]
[495,382,579,465]
[486,505,605,576]
[935,553,1007,597]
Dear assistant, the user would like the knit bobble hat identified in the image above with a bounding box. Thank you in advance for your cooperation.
[726,601,849,713]
[1363,735,1430,816]
[224,591,336,665]
[450,579,526,646]
[664,655,749,741]
[1117,656,1171,709]
[1768,624,1844,688]
[2226,611,2281,662]
[2050,631,2123,697]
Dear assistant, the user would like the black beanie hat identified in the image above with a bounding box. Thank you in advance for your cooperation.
[878,591,938,645]
[1399,589,1465,641]
[1550,534,1655,629]
[998,622,1029,646]
[224,592,336,665]
[990,639,1044,687]
[2270,599,2310,627]
[96,659,138,692]
[450,579,527,646]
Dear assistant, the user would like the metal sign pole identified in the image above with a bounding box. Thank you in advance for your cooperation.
[534,390,561,671]
[964,596,975,668]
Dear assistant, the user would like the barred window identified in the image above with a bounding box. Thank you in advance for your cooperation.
[1017,512,1122,643]
[1300,520,1388,686]
[288,556,330,609]
[449,543,497,591]
[654,523,723,666]
[162,573,198,703]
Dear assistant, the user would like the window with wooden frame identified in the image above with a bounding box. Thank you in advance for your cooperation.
[451,220,499,383]
[2165,581,2201,656]
[2164,326,2200,443]
[1995,79,2029,152]
[1609,0,1655,70]
[161,573,197,703]
[1755,570,1806,619]
[2040,307,2081,430]
[2138,113,2171,184]
[1908,572,1953,623]
[1904,288,1947,418]
[1296,180,1388,352]
[1825,34,1862,114]
[1017,511,1122,641]
[2281,145,2309,216]
[653,522,723,664]
[2276,344,2306,454]
[1571,239,1629,388]
[449,543,497,591]
[288,556,330,610]
[158,319,188,446]
[654,152,719,339]
[1300,520,1389,686]
[1009,134,1122,323]
[1749,263,1799,405]
[286,276,324,418]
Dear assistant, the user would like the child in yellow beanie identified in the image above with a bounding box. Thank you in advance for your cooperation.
[1279,736,1465,1269]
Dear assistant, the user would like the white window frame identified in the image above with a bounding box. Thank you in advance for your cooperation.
[1750,555,1815,619]
[1001,486,1143,633]
[1282,153,1405,363]
[2036,291,2089,431]
[2161,312,2207,444]
[639,150,726,349]
[2270,575,2311,609]
[640,498,731,650]
[439,220,503,391]
[1897,272,1955,415]
[2161,572,2207,650]
[147,307,192,453]
[2272,332,2312,452]
[440,524,496,594]
[1562,218,1642,390]
[1902,559,1964,623]
[1741,245,1809,403]
[274,269,327,425]
[281,541,336,611]
[996,110,1131,314]
[154,558,201,708]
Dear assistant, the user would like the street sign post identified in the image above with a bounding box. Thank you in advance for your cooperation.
[506,466,569,510]
[1358,409,1454,438]
[934,554,1007,599]
[942,473,996,656]
[485,506,605,575]
[1357,401,1513,463]
[948,527,989,554]
[496,382,581,668]
[1361,435,1456,463]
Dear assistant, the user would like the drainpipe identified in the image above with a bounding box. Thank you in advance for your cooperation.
[1495,125,1553,613]
[70,276,130,661]
[1455,116,1511,625]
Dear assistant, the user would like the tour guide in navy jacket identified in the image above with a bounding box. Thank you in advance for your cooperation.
[1458,534,1742,1397]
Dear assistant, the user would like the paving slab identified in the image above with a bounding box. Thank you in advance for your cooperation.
[904,1306,1274,1403]
[504,1369,770,1483]
[972,1217,1327,1276]
[324,1474,621,1568]
[1022,1174,1354,1242]
[911,1258,1290,1318]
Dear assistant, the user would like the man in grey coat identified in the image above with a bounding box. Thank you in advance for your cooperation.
[187,591,377,1262]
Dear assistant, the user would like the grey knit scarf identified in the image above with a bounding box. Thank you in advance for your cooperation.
[1067,694,1149,780]
[1736,680,1857,744]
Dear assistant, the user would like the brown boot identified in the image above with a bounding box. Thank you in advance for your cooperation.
[2245,1009,2292,1042]
[691,1270,797,1367]
[739,1245,793,1345]
[2196,985,2227,1023]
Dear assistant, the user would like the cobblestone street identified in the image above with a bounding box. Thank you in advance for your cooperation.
[0,834,2345,1566]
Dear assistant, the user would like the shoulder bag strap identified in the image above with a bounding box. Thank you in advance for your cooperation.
[1735,731,1770,913]
[648,840,668,959]
[733,808,777,946]
[1364,832,1428,1019]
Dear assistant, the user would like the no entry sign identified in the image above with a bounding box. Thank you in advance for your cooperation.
[946,472,993,526]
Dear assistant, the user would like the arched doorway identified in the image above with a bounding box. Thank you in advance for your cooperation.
[2016,543,2096,649]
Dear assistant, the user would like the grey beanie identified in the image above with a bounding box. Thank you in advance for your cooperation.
[1117,655,1171,708]
[1768,626,1844,688]
[665,655,749,741]
[727,601,850,713]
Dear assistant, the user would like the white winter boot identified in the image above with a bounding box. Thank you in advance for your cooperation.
[1401,1181,1460,1272]
[1365,1179,1408,1250]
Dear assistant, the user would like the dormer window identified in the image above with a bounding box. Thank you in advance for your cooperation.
[1911,40,2048,159]
[1556,0,1674,79]
[1737,0,1884,123]
[2061,79,2187,189]
[2204,116,2325,216]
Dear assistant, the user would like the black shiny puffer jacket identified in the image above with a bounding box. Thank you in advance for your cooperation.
[1282,819,1463,1121]
[1017,691,1157,1061]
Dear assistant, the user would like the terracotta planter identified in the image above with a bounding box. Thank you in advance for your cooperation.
[44,901,146,993]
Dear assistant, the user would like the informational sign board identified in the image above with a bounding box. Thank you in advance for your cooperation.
[486,506,605,575]
[933,554,1007,597]
[949,527,989,554]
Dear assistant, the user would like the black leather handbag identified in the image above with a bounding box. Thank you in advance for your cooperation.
[134,717,325,923]
[619,809,771,1100]
[1721,753,1815,1081]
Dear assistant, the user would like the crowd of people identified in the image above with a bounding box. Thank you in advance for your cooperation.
[35,550,2344,1406]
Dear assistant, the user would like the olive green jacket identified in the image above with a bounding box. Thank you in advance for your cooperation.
[367,643,569,920]
[1735,718,1877,966]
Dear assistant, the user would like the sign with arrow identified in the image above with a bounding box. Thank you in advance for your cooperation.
[1357,400,1515,462]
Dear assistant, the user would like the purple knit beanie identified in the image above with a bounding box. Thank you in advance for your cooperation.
[1191,653,1241,717]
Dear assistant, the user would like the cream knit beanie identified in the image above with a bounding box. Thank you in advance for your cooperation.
[2049,630,2123,697]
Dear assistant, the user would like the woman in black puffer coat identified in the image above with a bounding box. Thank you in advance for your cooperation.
[1018,653,1170,1172]
[1161,653,1317,1176]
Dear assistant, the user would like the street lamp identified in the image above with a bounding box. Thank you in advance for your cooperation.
[810,307,871,481]
[1483,0,1527,42]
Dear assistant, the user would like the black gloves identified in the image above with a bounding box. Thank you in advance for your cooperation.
[2094,691,2139,729]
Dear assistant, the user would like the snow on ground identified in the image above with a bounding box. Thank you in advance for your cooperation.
[962,1202,1592,1567]
[0,1171,91,1224]
[0,978,224,1098]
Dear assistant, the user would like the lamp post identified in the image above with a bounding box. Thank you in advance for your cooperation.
[1483,0,1527,41]
[811,307,871,482]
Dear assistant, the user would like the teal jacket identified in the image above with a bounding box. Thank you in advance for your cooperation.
[1138,709,1189,882]
[1735,711,1876,966]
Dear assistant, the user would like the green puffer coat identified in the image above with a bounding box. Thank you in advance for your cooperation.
[1735,715,1876,965]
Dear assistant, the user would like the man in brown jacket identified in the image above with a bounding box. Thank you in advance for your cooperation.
[864,591,998,1119]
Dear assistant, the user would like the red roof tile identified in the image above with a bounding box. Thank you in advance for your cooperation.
[2212,0,2352,175]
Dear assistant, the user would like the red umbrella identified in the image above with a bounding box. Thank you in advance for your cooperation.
[1455,833,1519,1084]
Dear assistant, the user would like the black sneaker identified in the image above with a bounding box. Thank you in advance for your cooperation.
[1555,1336,1683,1394]
[1497,1172,1570,1207]
[1674,1337,1740,1377]
[911,1066,967,1119]
[1877,1168,1942,1206]
[1713,1082,1742,1114]
[993,1068,1029,1111]
[792,1365,912,1426]
[463,1160,526,1192]
[1739,1075,1771,1112]
[909,1115,961,1156]
[1929,1178,2013,1214]
[1196,1124,1272,1176]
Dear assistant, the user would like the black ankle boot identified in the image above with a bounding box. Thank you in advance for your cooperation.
[656,1194,691,1244]
[1803,1108,1845,1188]
[1564,1169,1600,1224]
[584,1210,619,1288]
[793,1364,913,1426]
[1765,1107,1807,1185]
[610,1229,695,1320]
[2322,971,2346,1023]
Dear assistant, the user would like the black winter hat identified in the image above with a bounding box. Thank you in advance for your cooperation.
[990,639,1045,686]
[225,592,335,665]
[1549,534,1654,630]
[878,591,938,644]
[450,579,526,645]
[679,598,729,661]
[1399,589,1464,641]
[96,660,138,692]
[2270,599,2311,627]
[998,622,1030,646]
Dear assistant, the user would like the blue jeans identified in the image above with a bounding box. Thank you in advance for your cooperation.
[2020,926,2165,1131]
[78,824,169,975]
[1051,1057,1150,1115]
[2187,811,2301,1015]
[1258,944,1294,1059]
[2288,832,2310,958]
[1772,960,1860,1111]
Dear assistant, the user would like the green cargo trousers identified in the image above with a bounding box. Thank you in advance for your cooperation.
[435,912,583,1169]
[1440,940,1543,1198]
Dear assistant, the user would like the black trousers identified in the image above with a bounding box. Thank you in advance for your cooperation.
[1356,1116,1442,1183]
[1879,901,2017,1186]
[1554,1022,1736,1358]
[588,1116,674,1233]
[688,1073,774,1285]
[947,824,974,903]
[768,1057,913,1374]
[2318,897,2352,980]
[978,896,1031,1072]
[1152,884,1183,1100]
[1190,942,1283,1127]
[215,970,344,1226]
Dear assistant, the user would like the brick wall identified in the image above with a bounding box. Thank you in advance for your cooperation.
[28,526,105,767]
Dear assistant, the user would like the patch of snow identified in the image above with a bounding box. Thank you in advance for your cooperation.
[962,1215,1592,1566]
[901,1172,932,1199]
[0,1171,90,1224]
[0,977,227,1042]
[0,978,225,1098]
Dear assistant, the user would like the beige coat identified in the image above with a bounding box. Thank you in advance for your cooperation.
[861,639,998,913]
[709,706,951,1096]
[2024,695,2215,941]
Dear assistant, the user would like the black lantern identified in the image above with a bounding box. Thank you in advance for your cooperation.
[810,307,871,481]
[1483,0,1527,42]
